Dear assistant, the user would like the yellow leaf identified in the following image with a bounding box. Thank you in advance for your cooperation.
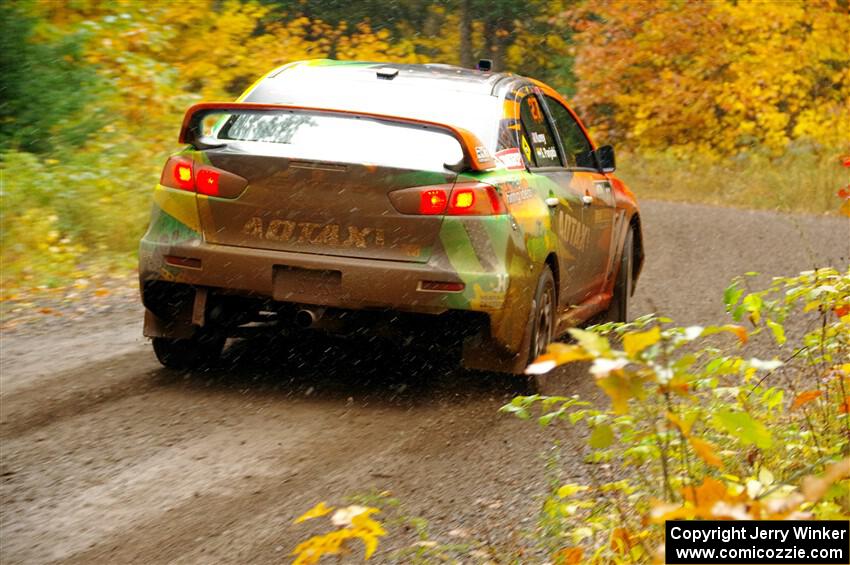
[548,342,593,365]
[361,532,380,560]
[526,343,592,374]
[667,412,692,436]
[623,326,661,357]
[294,501,333,524]
[689,437,724,469]
[557,484,590,498]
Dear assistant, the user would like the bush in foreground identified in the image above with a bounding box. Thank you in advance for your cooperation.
[294,267,849,563]
[507,267,849,562]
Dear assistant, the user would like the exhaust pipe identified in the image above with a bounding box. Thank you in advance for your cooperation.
[295,307,325,329]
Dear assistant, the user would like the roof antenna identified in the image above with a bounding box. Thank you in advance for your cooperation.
[476,59,493,72]
[376,67,399,80]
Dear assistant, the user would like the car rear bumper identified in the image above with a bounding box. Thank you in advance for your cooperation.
[139,239,510,314]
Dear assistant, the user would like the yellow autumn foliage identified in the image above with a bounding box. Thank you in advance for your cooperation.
[568,0,850,156]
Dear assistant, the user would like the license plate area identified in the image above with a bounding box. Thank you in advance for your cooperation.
[273,265,342,301]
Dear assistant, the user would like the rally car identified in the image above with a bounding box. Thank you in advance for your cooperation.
[139,59,644,374]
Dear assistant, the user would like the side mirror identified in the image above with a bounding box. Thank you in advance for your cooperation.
[595,145,616,173]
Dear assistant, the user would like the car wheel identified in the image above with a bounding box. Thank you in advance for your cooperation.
[605,226,634,323]
[152,331,225,370]
[526,266,577,395]
[529,266,556,364]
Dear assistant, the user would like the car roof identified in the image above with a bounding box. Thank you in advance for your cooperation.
[251,59,523,98]
[241,60,532,151]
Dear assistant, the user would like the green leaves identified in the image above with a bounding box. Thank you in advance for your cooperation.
[506,268,850,564]
[724,282,745,313]
[567,328,611,357]
[766,319,786,345]
[712,410,773,449]
[589,424,614,449]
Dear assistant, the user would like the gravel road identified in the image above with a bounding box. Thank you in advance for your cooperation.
[1,200,848,564]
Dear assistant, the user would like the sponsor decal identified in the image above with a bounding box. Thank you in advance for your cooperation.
[494,148,525,170]
[554,210,590,252]
[535,146,558,161]
[241,218,385,248]
[501,180,535,204]
[527,97,544,122]
[531,131,547,144]
[475,145,491,162]
[594,180,614,205]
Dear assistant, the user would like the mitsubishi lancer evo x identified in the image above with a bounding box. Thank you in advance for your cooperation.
[139,60,644,374]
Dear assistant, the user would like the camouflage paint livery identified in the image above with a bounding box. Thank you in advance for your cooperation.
[139,60,644,373]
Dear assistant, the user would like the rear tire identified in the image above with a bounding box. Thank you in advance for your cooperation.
[529,266,556,363]
[605,226,634,323]
[525,266,561,394]
[152,331,225,370]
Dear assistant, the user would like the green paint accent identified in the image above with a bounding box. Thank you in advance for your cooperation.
[480,216,510,269]
[151,185,201,233]
[440,219,483,274]
[145,207,201,246]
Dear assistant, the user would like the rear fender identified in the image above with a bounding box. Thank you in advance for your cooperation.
[451,170,556,359]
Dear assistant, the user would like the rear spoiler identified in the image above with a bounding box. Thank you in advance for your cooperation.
[179,102,497,172]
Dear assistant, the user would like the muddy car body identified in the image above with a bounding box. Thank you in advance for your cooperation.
[139,60,644,373]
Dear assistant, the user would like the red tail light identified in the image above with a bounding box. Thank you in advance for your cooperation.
[160,156,244,198]
[196,169,220,196]
[420,189,448,215]
[390,182,507,216]
[170,159,194,191]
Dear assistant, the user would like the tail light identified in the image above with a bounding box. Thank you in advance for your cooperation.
[160,156,245,198]
[195,169,220,196]
[390,182,507,216]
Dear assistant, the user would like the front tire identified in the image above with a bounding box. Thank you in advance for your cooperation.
[152,331,225,370]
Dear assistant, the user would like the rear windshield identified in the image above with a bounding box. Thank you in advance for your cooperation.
[245,77,502,151]
[206,111,464,172]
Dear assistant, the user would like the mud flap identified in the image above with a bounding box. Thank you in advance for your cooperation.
[460,298,535,375]
[192,287,208,326]
[143,309,196,339]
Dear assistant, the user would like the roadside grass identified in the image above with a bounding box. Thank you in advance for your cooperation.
[617,145,848,215]
[0,142,166,297]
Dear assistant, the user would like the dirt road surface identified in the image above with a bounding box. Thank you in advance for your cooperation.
[1,201,847,564]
